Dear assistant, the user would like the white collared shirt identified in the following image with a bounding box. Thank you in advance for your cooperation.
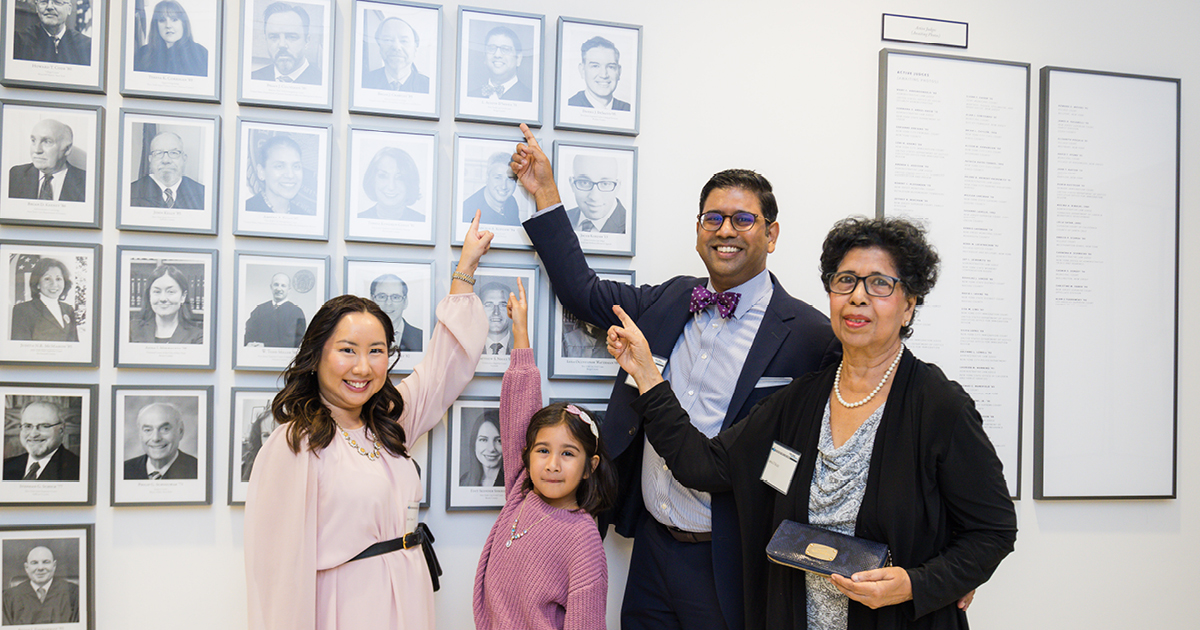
[38,166,68,201]
[146,451,180,478]
[574,200,618,232]
[24,447,60,478]
[582,90,615,111]
[485,75,518,100]
[275,59,312,82]
[37,294,68,327]
[149,175,182,204]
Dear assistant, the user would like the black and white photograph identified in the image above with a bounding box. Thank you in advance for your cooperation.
[0,525,93,629]
[234,118,331,240]
[120,0,222,101]
[111,385,212,506]
[343,257,432,373]
[453,133,534,249]
[1,0,106,93]
[0,240,100,367]
[549,269,633,379]
[446,397,503,510]
[349,0,440,119]
[472,263,538,375]
[233,251,329,371]
[555,17,642,135]
[115,246,217,369]
[0,100,103,229]
[344,126,436,245]
[116,110,219,234]
[553,140,638,256]
[227,387,277,505]
[238,0,333,110]
[1,383,96,506]
[454,6,542,126]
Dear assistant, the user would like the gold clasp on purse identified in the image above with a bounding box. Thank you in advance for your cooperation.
[804,543,838,562]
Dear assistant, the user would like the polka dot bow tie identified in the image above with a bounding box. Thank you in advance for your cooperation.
[689,286,740,319]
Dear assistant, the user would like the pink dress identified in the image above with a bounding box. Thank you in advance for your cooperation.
[245,293,486,630]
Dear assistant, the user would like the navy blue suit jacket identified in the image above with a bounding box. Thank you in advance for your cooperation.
[524,206,838,630]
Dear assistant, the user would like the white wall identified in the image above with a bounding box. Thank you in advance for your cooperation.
[3,1,1198,628]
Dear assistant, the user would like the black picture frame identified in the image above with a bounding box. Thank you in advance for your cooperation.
[116,108,220,235]
[119,0,224,102]
[0,382,98,506]
[0,0,108,94]
[0,239,101,367]
[110,384,214,506]
[454,5,543,126]
[349,0,441,120]
[114,245,218,369]
[237,0,335,111]
[445,396,503,510]
[553,16,642,136]
[0,523,94,629]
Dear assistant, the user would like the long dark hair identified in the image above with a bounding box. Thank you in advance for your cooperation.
[272,295,408,457]
[521,402,616,515]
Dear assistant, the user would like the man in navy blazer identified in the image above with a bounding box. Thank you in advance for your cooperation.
[129,132,205,209]
[8,119,85,202]
[2,402,80,481]
[512,125,838,630]
[250,2,322,85]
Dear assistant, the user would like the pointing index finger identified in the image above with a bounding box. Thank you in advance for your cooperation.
[518,123,540,150]
[611,304,635,326]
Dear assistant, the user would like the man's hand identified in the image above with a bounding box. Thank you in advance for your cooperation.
[510,123,561,210]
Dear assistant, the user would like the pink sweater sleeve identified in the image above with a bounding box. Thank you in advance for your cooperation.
[500,348,542,497]
[564,525,608,630]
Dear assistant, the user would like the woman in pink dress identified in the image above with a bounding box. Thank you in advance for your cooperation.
[245,215,494,630]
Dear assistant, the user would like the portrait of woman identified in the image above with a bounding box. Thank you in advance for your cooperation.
[458,409,502,487]
[612,216,1017,630]
[133,1,209,76]
[10,258,78,342]
[245,135,313,215]
[358,147,424,222]
[240,407,278,482]
[130,265,202,345]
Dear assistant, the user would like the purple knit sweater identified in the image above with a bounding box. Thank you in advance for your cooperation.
[473,349,608,630]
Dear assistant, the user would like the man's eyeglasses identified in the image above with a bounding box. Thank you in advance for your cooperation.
[485,44,515,55]
[372,293,406,303]
[20,423,62,432]
[824,271,902,298]
[149,150,184,160]
[570,178,617,192]
[697,211,766,232]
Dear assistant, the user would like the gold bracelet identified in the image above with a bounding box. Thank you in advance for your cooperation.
[451,271,476,286]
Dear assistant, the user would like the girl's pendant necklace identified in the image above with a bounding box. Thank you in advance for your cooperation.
[506,495,575,548]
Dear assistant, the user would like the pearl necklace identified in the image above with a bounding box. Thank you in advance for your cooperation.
[338,424,382,461]
[506,495,575,548]
[834,344,904,409]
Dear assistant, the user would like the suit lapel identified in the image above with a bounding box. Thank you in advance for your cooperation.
[724,275,797,429]
[649,278,706,360]
[32,299,66,330]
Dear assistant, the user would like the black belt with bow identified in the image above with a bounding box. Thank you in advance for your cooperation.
[347,522,443,591]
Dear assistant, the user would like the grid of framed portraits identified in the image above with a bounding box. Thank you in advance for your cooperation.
[116,109,220,234]
[1,383,97,506]
[0,524,94,628]
[446,396,502,510]
[115,246,217,369]
[120,0,224,102]
[0,240,100,367]
[549,269,634,379]
[233,251,330,371]
[110,385,212,506]
[473,263,539,375]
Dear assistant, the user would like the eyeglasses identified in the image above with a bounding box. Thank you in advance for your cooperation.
[372,293,406,303]
[20,423,62,432]
[824,271,902,298]
[36,0,73,8]
[149,150,183,160]
[485,44,515,55]
[697,211,766,232]
[570,177,617,192]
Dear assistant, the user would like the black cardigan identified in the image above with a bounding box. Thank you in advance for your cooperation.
[631,349,1017,630]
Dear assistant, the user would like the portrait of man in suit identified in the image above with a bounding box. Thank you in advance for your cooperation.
[478,282,513,356]
[565,153,627,234]
[370,273,422,352]
[244,272,306,348]
[461,152,520,226]
[8,119,85,202]
[567,36,630,111]
[1,546,79,625]
[250,2,321,84]
[467,26,530,101]
[130,131,205,210]
[2,401,80,481]
[12,0,92,66]
[561,310,608,359]
[362,17,428,93]
[122,402,198,480]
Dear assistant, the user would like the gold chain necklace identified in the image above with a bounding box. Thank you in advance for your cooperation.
[338,424,382,461]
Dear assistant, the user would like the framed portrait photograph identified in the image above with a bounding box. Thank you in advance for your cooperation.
[549,269,633,380]
[116,109,219,234]
[238,0,334,110]
[0,0,106,93]
[114,246,217,369]
[349,0,440,119]
[454,6,543,126]
[0,100,103,229]
[446,396,503,510]
[0,524,94,628]
[0,240,100,367]
[473,263,538,376]
[227,387,276,505]
[345,126,437,245]
[111,385,212,506]
[555,17,642,136]
[233,251,329,371]
[233,118,332,241]
[552,140,637,256]
[1,383,97,507]
[120,0,223,101]
[453,133,534,250]
[343,257,432,373]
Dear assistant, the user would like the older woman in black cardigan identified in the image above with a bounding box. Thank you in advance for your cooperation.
[607,216,1016,630]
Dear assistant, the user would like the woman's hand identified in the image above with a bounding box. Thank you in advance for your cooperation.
[507,278,529,350]
[606,305,663,394]
[453,211,494,294]
[828,567,913,609]
[510,123,561,210]
[957,589,975,611]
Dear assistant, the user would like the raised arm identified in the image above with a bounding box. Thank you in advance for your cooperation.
[499,279,541,497]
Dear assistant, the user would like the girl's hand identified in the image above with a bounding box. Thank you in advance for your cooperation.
[507,278,529,349]
[453,211,493,294]
[606,305,663,394]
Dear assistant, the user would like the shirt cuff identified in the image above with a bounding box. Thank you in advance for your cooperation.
[530,202,564,218]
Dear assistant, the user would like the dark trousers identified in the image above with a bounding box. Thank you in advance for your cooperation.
[620,512,730,630]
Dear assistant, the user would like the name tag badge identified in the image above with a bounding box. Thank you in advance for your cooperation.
[406,502,419,535]
[624,355,668,388]
[761,441,801,495]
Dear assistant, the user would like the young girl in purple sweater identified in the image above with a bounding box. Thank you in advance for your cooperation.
[473,279,617,630]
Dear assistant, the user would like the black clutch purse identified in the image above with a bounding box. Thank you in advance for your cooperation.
[765,519,891,577]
